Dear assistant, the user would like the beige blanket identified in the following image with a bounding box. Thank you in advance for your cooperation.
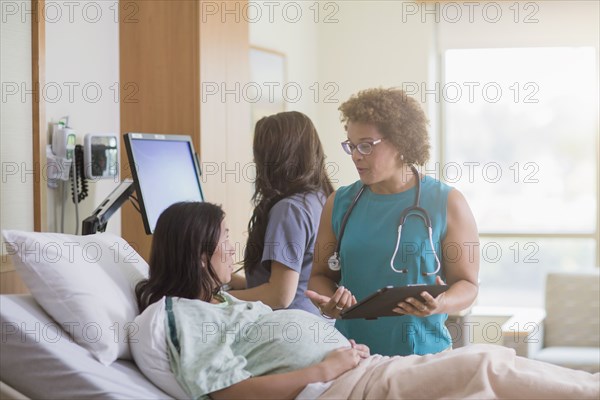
[319,344,599,399]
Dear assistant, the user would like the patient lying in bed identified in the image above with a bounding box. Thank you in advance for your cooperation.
[162,292,599,400]
[165,294,358,399]
[137,201,599,400]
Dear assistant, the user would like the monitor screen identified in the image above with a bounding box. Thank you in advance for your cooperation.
[124,133,204,234]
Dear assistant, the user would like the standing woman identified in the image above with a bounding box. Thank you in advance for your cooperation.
[307,88,480,355]
[229,111,334,316]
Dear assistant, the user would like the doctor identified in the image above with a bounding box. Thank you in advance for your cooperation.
[307,88,480,356]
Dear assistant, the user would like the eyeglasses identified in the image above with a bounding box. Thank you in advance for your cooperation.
[341,138,384,155]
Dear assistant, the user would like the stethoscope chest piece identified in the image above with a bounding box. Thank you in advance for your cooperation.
[328,252,341,271]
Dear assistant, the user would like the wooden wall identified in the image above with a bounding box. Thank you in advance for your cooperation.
[32,0,47,233]
[120,0,251,260]
[199,1,253,256]
[119,0,201,258]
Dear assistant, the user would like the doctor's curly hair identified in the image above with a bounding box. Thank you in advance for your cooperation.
[339,88,430,165]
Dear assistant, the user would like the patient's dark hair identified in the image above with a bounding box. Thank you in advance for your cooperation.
[244,111,334,275]
[135,202,225,312]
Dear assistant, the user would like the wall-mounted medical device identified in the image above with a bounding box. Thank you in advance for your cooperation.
[52,122,76,160]
[84,133,119,180]
[47,121,77,186]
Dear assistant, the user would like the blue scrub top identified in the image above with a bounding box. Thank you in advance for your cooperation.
[246,192,326,316]
[332,176,453,356]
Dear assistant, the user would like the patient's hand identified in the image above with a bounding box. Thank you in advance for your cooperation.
[320,347,361,381]
[211,345,362,400]
[349,339,370,359]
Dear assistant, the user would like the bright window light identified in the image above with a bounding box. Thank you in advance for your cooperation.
[443,47,598,307]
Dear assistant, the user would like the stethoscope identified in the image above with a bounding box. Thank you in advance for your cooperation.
[328,165,441,276]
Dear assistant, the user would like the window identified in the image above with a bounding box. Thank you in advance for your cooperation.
[442,47,598,307]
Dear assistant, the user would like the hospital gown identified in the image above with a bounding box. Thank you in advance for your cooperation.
[165,293,349,399]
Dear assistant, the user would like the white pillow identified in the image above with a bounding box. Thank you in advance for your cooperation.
[2,230,148,365]
[130,297,190,399]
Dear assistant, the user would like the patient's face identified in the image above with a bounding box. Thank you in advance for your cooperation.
[210,220,235,284]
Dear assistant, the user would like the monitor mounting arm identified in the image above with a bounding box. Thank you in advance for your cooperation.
[82,179,135,235]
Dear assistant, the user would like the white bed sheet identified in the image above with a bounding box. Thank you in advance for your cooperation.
[0,295,172,399]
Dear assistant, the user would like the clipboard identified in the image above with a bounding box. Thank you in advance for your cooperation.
[339,285,449,320]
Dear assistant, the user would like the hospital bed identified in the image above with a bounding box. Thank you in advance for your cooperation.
[2,230,599,399]
[0,294,172,399]
[0,229,323,400]
[0,229,180,399]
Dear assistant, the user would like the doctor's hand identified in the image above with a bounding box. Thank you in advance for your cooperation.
[393,276,447,317]
[305,286,357,319]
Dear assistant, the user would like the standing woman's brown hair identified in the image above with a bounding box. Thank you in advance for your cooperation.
[244,111,334,274]
[227,111,333,314]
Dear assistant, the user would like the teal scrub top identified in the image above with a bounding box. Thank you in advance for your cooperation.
[333,176,453,356]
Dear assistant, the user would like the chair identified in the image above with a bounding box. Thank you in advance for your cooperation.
[502,270,600,373]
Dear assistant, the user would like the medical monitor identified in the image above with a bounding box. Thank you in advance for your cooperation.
[124,133,204,234]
